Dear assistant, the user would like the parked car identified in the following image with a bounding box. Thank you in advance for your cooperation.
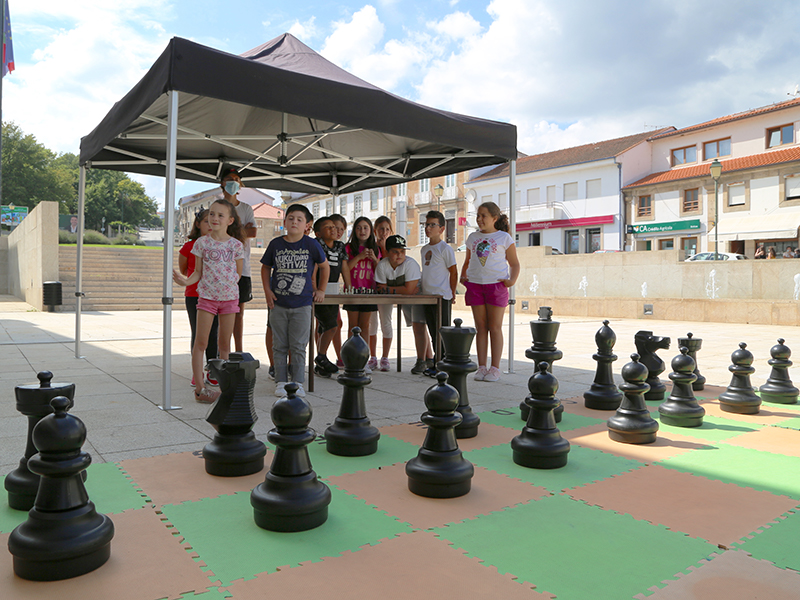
[685,252,748,261]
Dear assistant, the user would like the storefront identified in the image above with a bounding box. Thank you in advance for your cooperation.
[627,219,701,257]
[517,214,616,253]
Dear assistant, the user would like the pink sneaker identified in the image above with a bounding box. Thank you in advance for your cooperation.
[474,366,488,381]
[367,356,379,371]
[195,387,220,404]
[379,357,391,372]
[483,366,501,382]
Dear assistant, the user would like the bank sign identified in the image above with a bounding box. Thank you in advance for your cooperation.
[627,219,701,234]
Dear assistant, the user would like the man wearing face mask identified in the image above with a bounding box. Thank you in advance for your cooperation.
[220,167,257,352]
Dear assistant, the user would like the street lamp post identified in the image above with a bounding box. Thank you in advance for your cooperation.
[710,159,722,260]
[433,183,444,213]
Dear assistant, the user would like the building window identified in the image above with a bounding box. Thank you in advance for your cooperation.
[498,193,507,211]
[683,188,699,212]
[312,202,320,220]
[586,228,601,253]
[370,190,379,211]
[339,196,347,215]
[787,176,800,201]
[563,182,578,202]
[681,237,697,259]
[354,194,362,218]
[586,178,601,198]
[565,229,580,254]
[704,138,731,160]
[397,182,407,196]
[637,195,652,217]
[526,188,540,206]
[528,232,540,246]
[672,145,697,166]
[659,239,674,250]
[546,185,556,207]
[445,173,456,187]
[728,183,745,206]
[767,124,794,148]
[420,179,430,193]
[326,199,333,214]
[419,223,428,245]
[481,195,493,205]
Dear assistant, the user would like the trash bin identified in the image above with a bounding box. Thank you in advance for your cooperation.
[43,281,62,312]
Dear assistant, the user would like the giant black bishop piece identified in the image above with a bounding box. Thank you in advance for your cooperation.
[583,320,623,410]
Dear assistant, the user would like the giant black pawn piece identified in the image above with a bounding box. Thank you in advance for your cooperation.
[438,318,480,438]
[203,352,266,476]
[324,327,380,456]
[9,397,114,581]
[584,320,623,410]
[658,347,705,427]
[634,330,671,402]
[520,306,564,423]
[719,342,761,414]
[608,354,659,444]
[678,332,706,391]
[512,362,570,468]
[251,383,332,532]
[5,371,76,511]
[406,373,474,498]
[759,338,799,404]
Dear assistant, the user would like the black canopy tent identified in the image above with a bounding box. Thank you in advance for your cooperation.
[77,33,518,408]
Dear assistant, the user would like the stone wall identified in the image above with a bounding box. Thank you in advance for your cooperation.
[7,201,59,310]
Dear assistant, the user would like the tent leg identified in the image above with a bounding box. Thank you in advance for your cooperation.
[75,166,86,359]
[506,159,516,374]
[161,90,181,411]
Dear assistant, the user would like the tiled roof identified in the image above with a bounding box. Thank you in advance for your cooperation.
[649,97,800,140]
[252,201,284,219]
[623,146,800,189]
[471,128,674,182]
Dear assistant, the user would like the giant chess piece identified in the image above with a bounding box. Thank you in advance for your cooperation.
[5,371,76,511]
[406,373,474,498]
[719,342,761,414]
[512,362,570,468]
[8,397,114,581]
[634,330,671,402]
[584,320,623,410]
[658,347,705,427]
[608,354,659,444]
[759,338,799,404]
[438,318,480,438]
[324,327,380,456]
[203,352,266,476]
[520,306,564,423]
[678,332,706,391]
[251,383,332,532]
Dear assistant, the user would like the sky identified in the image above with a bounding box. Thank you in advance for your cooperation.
[4,0,800,209]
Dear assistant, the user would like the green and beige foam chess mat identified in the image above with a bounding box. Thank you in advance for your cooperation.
[2,385,800,599]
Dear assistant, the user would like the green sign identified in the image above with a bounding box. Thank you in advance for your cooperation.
[627,219,701,234]
[1,205,28,228]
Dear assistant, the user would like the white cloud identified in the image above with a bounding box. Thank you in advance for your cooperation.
[426,11,482,41]
[321,5,385,67]
[287,16,318,42]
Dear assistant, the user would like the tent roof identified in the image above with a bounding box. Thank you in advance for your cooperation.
[79,34,517,195]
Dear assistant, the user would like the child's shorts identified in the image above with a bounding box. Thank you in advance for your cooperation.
[198,298,240,315]
[315,305,340,333]
[464,281,509,308]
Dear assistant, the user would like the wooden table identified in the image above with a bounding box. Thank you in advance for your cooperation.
[308,294,442,392]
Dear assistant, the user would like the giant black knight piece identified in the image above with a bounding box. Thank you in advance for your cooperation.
[634,330,671,402]
[437,318,480,438]
[583,320,623,410]
[520,306,564,422]
[759,338,799,404]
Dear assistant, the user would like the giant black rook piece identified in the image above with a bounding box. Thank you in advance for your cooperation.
[658,347,705,427]
[203,352,266,476]
[608,354,659,444]
[5,371,76,511]
[324,327,380,456]
[520,306,563,422]
[437,318,480,438]
[584,320,623,410]
[759,338,799,404]
[251,383,332,532]
[634,330,671,402]
[406,373,474,498]
[677,332,706,391]
[512,362,570,468]
[719,342,761,414]
[9,397,114,581]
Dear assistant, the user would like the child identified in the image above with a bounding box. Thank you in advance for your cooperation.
[261,204,329,397]
[374,235,428,373]
[312,216,351,377]
[459,201,520,382]
[371,215,395,371]
[330,214,348,368]
[178,209,219,387]
[345,216,380,372]
[172,199,245,403]
[420,210,458,377]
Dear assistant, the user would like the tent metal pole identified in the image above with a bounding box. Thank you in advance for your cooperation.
[161,90,180,410]
[75,166,86,359]
[506,160,516,374]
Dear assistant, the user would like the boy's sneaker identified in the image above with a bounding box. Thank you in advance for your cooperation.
[315,354,339,374]
[410,359,427,374]
[378,357,391,371]
[367,356,379,371]
[314,365,331,378]
[274,382,288,397]
[268,366,275,380]
[474,366,488,381]
[483,366,501,382]
[425,358,435,371]
[423,366,438,378]
[294,384,306,398]
[194,387,220,404]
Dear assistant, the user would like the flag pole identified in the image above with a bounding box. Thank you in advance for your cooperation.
[1,0,6,209]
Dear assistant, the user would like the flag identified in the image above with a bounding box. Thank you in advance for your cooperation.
[2,0,13,78]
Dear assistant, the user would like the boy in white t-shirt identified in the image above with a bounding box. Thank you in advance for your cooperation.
[419,210,458,376]
[374,235,428,374]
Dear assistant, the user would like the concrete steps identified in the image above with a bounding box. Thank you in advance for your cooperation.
[58,246,268,312]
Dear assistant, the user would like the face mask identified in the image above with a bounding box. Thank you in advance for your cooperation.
[224,181,240,195]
